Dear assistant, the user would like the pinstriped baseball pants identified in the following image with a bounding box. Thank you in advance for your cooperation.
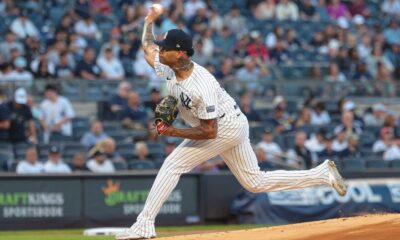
[130,115,331,238]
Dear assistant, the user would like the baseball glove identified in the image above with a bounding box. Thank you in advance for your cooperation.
[154,96,178,134]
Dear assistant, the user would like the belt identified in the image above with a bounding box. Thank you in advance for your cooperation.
[219,105,241,119]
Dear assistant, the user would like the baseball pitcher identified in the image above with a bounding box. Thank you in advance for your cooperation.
[116,5,347,240]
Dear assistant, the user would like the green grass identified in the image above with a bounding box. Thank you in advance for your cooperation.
[0,225,265,240]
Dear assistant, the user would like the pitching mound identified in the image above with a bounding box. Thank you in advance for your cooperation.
[159,214,400,240]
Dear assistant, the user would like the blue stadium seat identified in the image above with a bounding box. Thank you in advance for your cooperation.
[128,161,155,170]
[390,160,400,169]
[366,160,389,169]
[113,161,128,171]
[343,159,365,171]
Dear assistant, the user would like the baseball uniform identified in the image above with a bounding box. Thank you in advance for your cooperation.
[127,53,334,238]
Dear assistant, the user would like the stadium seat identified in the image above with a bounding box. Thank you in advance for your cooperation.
[128,161,156,170]
[342,159,365,171]
[366,160,389,169]
[113,161,128,171]
[390,160,400,169]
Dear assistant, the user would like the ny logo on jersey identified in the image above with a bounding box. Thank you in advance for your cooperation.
[180,92,192,110]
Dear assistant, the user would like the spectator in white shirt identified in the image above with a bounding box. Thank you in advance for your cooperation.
[223,5,247,34]
[332,128,349,152]
[97,47,125,80]
[256,128,283,161]
[43,146,71,173]
[1,57,33,85]
[10,10,40,39]
[382,0,400,16]
[87,149,115,173]
[184,0,206,19]
[364,103,387,127]
[383,143,400,161]
[305,129,326,153]
[311,101,331,125]
[40,84,75,141]
[74,14,99,39]
[276,0,299,20]
[16,147,44,174]
[373,127,394,153]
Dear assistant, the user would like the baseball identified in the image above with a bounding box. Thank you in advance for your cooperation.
[152,3,164,15]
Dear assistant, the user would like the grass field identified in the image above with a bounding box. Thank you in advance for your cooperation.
[0,225,264,240]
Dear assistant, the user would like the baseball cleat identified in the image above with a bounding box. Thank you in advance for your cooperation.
[326,159,347,196]
[115,229,154,240]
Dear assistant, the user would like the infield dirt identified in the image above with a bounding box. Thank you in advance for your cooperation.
[158,214,400,240]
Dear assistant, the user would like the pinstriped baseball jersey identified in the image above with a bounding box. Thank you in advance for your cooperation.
[154,53,240,132]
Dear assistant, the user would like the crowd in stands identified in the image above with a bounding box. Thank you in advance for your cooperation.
[0,0,399,94]
[0,0,400,173]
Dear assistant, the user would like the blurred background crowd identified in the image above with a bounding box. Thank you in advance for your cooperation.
[0,0,400,174]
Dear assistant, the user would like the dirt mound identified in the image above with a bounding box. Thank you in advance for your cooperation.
[159,214,400,240]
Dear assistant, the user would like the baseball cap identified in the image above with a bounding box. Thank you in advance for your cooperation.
[49,145,60,154]
[155,29,194,56]
[14,88,27,104]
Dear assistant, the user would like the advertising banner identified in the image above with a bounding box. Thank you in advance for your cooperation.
[0,178,81,229]
[231,179,400,224]
[83,175,200,223]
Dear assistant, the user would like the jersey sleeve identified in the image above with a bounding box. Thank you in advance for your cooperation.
[197,84,218,120]
[154,52,173,77]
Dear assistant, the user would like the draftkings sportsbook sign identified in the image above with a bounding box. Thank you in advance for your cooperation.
[0,179,81,219]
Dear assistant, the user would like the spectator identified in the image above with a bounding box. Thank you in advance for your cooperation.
[266,26,284,49]
[56,14,74,34]
[385,20,400,47]
[271,95,293,133]
[256,127,283,162]
[81,120,109,147]
[334,111,363,141]
[0,31,24,61]
[40,84,75,141]
[69,152,89,171]
[97,47,125,80]
[144,88,161,112]
[383,144,400,160]
[48,40,75,68]
[382,0,400,16]
[373,127,394,153]
[239,91,261,122]
[74,0,90,18]
[0,96,10,142]
[91,137,124,162]
[269,40,292,64]
[311,101,331,125]
[308,31,328,54]
[5,88,37,144]
[27,95,41,120]
[209,8,224,32]
[318,133,341,159]
[68,32,88,58]
[287,131,314,169]
[3,57,33,85]
[332,128,349,155]
[364,103,387,127]
[10,10,40,39]
[327,0,350,20]
[74,13,99,40]
[357,35,372,59]
[315,0,330,21]
[76,47,101,80]
[30,48,56,78]
[213,26,236,56]
[286,29,302,51]
[184,0,206,19]
[349,0,369,17]
[16,147,43,174]
[192,39,209,65]
[120,6,141,34]
[87,149,115,173]
[247,31,268,62]
[253,0,275,20]
[215,57,235,81]
[305,129,326,153]
[55,51,75,79]
[120,91,148,130]
[366,47,394,77]
[294,107,312,128]
[109,81,131,116]
[43,146,72,173]
[275,0,299,20]
[134,141,152,161]
[325,62,346,82]
[188,5,208,35]
[99,27,121,57]
[299,0,317,20]
[235,57,268,91]
[134,50,163,86]
[223,5,246,34]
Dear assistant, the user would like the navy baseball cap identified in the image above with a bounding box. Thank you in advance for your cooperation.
[155,29,194,56]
